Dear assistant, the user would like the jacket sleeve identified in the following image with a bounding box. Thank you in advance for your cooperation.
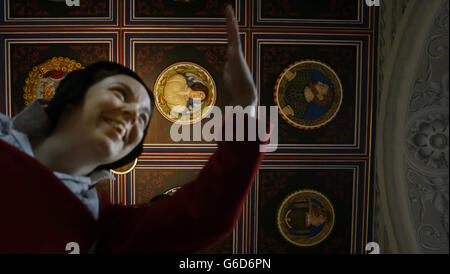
[0,138,99,254]
[97,113,270,253]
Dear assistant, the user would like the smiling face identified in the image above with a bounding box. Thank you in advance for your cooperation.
[59,74,151,167]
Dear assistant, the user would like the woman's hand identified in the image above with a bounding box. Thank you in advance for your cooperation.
[223,5,257,113]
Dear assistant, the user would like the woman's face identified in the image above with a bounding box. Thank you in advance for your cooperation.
[60,74,151,166]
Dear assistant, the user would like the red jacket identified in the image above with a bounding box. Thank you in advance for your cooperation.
[0,115,268,254]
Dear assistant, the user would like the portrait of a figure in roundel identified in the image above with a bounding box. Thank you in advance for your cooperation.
[275,60,343,130]
[278,189,335,247]
[153,61,217,125]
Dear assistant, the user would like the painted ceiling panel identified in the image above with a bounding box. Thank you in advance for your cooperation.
[0,0,377,254]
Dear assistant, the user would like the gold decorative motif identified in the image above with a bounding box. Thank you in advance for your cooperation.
[23,57,84,106]
[277,189,335,247]
[274,60,343,130]
[110,158,138,175]
[164,186,182,196]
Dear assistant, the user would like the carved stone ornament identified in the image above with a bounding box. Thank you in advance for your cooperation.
[374,0,448,254]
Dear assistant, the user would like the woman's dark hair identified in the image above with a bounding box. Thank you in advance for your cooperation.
[45,61,155,170]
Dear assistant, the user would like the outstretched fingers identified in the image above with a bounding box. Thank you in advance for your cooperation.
[225,4,240,53]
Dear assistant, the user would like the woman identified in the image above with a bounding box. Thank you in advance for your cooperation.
[0,5,265,253]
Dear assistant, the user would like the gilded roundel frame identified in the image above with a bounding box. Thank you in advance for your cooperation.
[153,61,217,125]
[277,189,335,247]
[23,57,84,106]
[274,60,343,130]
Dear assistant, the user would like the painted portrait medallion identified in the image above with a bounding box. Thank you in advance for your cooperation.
[23,57,84,106]
[274,60,343,130]
[153,61,217,125]
[277,189,335,247]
